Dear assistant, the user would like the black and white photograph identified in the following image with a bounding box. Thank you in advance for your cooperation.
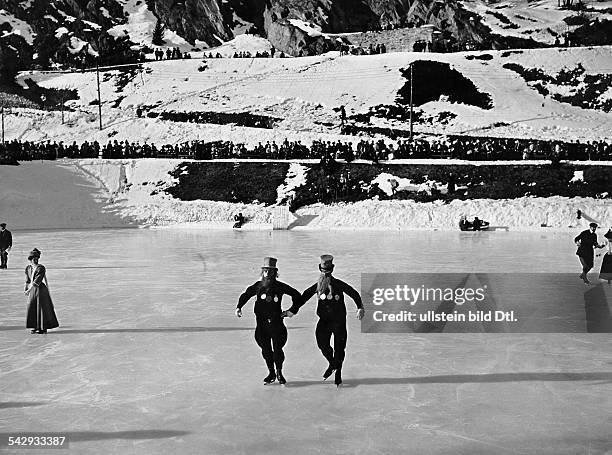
[1,0,612,453]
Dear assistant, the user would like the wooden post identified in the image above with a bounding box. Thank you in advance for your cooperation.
[96,60,102,130]
[409,62,414,141]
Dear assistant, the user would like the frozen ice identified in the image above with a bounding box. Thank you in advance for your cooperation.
[1,229,611,454]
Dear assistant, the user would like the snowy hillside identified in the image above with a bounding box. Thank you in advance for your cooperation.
[464,0,612,45]
[7,44,612,147]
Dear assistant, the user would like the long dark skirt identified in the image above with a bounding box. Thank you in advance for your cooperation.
[600,253,612,281]
[26,284,59,330]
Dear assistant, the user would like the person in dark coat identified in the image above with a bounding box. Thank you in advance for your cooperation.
[236,257,302,385]
[0,223,12,269]
[233,212,245,228]
[25,248,59,334]
[575,222,605,284]
[285,255,364,386]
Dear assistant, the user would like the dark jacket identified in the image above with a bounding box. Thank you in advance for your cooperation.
[0,229,12,250]
[291,276,363,321]
[575,229,599,259]
[238,280,302,323]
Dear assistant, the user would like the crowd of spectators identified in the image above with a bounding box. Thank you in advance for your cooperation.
[401,136,612,161]
[2,135,612,163]
[339,42,387,56]
[153,47,193,61]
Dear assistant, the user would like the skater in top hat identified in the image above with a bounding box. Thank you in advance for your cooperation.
[236,257,302,385]
[284,255,364,386]
[575,222,605,284]
[0,223,12,269]
[25,248,59,334]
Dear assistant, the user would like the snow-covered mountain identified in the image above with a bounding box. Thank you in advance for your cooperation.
[2,0,612,82]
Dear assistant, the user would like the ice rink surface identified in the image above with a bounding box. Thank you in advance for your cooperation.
[1,229,611,454]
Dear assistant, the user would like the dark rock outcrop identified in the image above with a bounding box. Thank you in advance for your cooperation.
[151,0,233,47]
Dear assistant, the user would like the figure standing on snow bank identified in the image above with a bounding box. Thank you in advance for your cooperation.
[284,255,364,387]
[599,228,612,284]
[575,223,605,284]
[236,257,302,385]
[25,249,59,334]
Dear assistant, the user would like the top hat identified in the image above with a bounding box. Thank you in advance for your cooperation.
[589,222,598,228]
[28,248,41,259]
[262,257,278,269]
[0,223,6,228]
[319,254,334,272]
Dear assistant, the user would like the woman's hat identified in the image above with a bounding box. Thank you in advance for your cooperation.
[28,248,41,259]
[605,229,612,240]
[0,223,6,228]
[262,257,278,269]
[319,254,334,272]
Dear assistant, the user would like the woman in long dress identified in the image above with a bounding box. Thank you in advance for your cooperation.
[25,248,59,334]
[600,229,612,284]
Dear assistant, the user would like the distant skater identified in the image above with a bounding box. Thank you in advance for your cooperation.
[284,255,364,386]
[0,222,12,269]
[599,228,612,284]
[575,223,605,284]
[25,249,59,334]
[236,257,302,385]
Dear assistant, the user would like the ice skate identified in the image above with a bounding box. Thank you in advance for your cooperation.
[323,364,335,380]
[276,369,286,385]
[334,369,342,387]
[263,370,276,385]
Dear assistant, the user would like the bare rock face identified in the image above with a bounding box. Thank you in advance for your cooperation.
[0,33,32,83]
[150,0,233,47]
[263,7,335,56]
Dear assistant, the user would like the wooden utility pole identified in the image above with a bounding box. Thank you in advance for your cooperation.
[1,106,4,144]
[409,62,414,141]
[96,60,102,130]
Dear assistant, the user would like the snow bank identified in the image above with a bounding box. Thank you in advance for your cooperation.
[1,160,610,232]
[293,197,611,232]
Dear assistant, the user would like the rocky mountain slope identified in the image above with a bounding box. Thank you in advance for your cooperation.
[2,0,612,82]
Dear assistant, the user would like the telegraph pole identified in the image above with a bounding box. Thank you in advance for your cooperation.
[96,60,102,130]
[1,106,4,144]
[409,62,414,141]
